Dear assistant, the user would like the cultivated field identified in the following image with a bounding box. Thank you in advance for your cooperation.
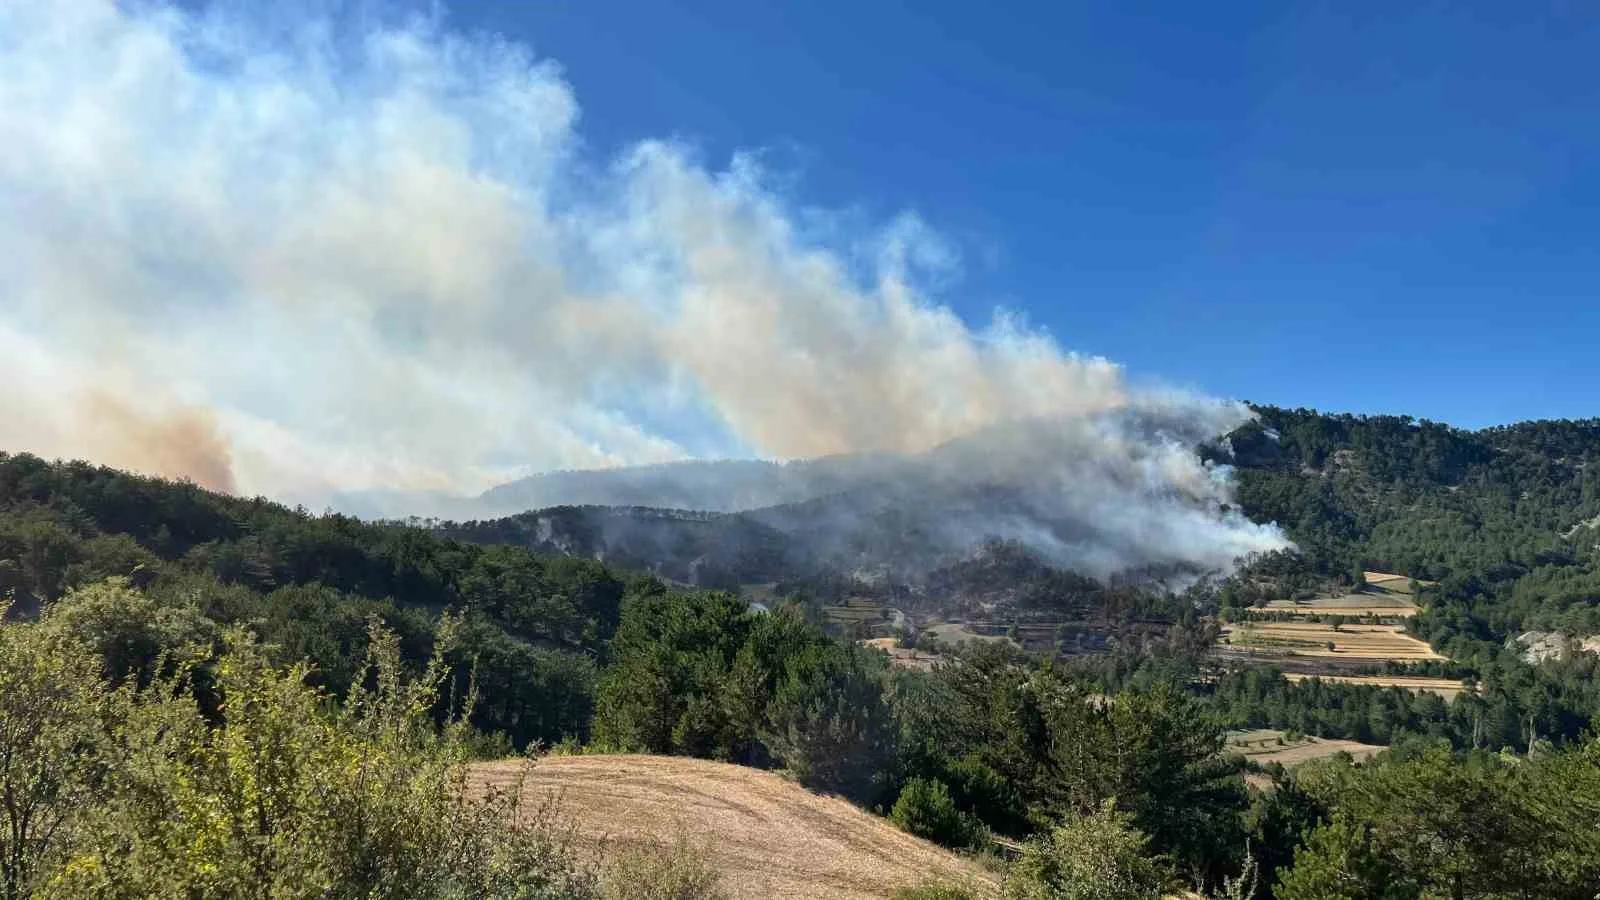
[1227,729,1383,770]
[1362,571,1436,593]
[469,755,997,900]
[1282,672,1472,700]
[1259,593,1419,617]
[1253,571,1432,618]
[860,637,945,672]
[822,598,899,636]
[1220,622,1445,661]
[922,621,1019,648]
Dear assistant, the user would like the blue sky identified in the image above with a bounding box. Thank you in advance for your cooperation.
[445,0,1600,427]
[6,1,1599,500]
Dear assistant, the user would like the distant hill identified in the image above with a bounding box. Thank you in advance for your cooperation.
[1225,407,1600,648]
[479,455,906,515]
[334,455,906,520]
[432,407,1600,658]
[436,413,1289,593]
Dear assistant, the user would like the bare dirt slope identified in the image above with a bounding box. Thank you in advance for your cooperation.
[470,754,998,900]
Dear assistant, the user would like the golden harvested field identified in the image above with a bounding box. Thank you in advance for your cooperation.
[1282,672,1472,700]
[1221,622,1445,661]
[469,755,998,900]
[1363,571,1436,593]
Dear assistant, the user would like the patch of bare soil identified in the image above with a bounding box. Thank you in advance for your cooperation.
[469,754,998,900]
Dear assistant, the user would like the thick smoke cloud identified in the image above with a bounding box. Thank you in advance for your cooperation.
[0,0,1289,574]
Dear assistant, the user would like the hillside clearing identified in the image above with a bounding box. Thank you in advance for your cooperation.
[1228,729,1384,776]
[469,755,998,900]
[923,621,1020,648]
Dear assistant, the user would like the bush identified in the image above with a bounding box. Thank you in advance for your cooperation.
[891,778,979,848]
[1004,801,1171,900]
[599,832,727,900]
[2,585,601,899]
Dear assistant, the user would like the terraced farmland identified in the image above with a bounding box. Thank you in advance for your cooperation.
[821,598,898,636]
[1259,593,1419,617]
[1220,622,1445,661]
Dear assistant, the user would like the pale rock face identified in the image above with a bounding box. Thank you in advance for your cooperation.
[1512,631,1600,664]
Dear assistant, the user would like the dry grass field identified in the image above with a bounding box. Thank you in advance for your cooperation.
[1362,571,1436,593]
[469,755,998,900]
[1282,672,1472,700]
[1220,622,1445,661]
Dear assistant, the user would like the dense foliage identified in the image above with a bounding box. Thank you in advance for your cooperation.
[1210,407,1600,750]
[0,452,627,748]
[10,413,1600,900]
[0,585,603,900]
[1230,407,1600,636]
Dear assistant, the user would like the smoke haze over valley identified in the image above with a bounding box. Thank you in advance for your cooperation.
[1,0,1289,580]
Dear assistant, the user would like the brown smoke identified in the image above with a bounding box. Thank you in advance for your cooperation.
[78,390,238,494]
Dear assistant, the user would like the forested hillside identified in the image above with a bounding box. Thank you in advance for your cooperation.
[1229,407,1600,643]
[0,451,626,748]
[7,420,1600,898]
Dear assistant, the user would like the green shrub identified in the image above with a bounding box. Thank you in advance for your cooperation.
[891,777,979,848]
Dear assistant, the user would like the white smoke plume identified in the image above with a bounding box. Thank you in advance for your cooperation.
[0,0,1288,574]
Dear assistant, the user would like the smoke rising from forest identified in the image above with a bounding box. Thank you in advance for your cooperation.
[0,0,1288,576]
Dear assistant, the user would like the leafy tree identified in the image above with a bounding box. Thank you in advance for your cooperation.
[1275,818,1413,900]
[763,641,895,800]
[34,577,215,686]
[0,603,118,900]
[593,591,751,756]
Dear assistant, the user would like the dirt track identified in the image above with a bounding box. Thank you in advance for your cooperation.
[469,754,997,900]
